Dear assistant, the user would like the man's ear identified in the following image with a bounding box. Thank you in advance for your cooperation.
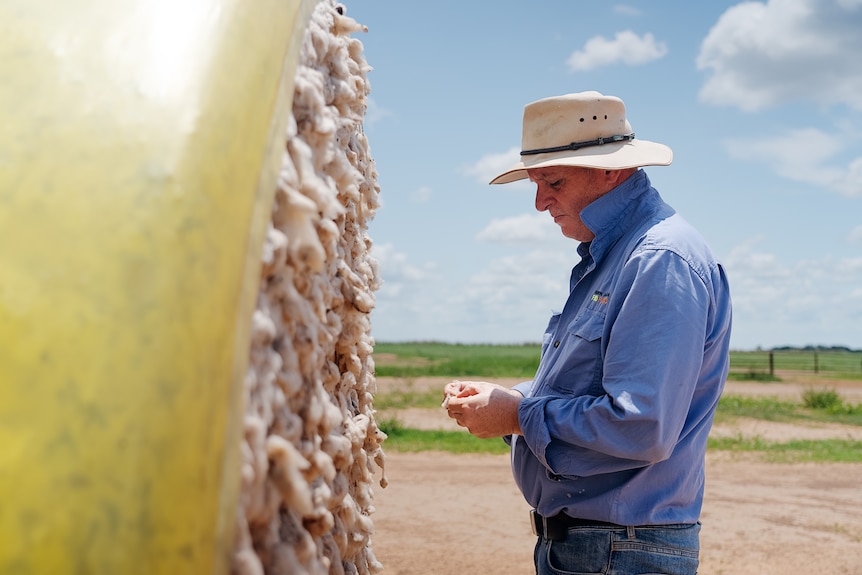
[605,168,636,187]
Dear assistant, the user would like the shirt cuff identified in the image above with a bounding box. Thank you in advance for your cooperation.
[512,380,532,398]
[517,396,553,469]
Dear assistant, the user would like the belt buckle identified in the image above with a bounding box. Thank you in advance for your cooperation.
[529,509,547,537]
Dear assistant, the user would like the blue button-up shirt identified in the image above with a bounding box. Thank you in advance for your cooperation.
[509,169,732,526]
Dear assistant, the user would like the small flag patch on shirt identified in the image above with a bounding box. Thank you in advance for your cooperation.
[591,291,610,305]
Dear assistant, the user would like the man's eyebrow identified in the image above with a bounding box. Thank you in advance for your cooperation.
[532,172,563,182]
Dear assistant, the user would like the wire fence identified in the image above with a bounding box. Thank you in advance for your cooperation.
[730,350,862,376]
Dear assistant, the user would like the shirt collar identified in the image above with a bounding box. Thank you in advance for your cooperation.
[580,169,656,262]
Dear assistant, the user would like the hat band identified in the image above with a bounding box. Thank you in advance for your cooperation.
[520,133,635,156]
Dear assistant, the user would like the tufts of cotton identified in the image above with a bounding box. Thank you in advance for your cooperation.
[234,2,384,574]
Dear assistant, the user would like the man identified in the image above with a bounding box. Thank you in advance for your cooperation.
[443,91,732,575]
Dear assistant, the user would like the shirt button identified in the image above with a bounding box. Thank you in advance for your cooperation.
[553,341,560,348]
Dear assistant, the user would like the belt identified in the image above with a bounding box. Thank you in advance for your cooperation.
[530,509,624,540]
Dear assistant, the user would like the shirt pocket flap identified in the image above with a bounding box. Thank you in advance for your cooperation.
[567,310,605,342]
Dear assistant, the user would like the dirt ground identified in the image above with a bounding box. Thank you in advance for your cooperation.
[369,375,862,575]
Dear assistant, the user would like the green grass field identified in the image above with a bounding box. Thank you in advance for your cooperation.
[374,341,862,379]
[373,342,862,462]
[373,341,541,378]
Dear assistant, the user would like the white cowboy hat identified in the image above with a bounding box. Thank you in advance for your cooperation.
[489,91,673,185]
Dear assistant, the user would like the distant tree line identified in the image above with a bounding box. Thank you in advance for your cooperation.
[767,345,860,353]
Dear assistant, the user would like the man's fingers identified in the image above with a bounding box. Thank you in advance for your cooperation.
[443,380,464,395]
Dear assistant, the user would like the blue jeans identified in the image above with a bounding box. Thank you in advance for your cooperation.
[534,522,700,575]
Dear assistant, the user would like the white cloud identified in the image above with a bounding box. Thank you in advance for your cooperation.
[723,238,862,349]
[463,251,572,304]
[723,128,862,197]
[839,157,862,196]
[697,0,862,111]
[475,213,561,244]
[370,237,862,348]
[368,244,452,342]
[567,30,667,72]
[613,5,642,17]
[370,243,436,298]
[849,225,862,243]
[451,250,576,341]
[462,146,520,184]
[363,97,392,128]
[369,242,578,344]
[411,186,432,203]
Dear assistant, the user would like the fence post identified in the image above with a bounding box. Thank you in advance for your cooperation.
[814,352,819,374]
[769,352,774,376]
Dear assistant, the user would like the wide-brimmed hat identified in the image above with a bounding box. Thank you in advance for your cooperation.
[489,91,672,185]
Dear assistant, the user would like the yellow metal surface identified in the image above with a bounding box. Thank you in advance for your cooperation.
[0,0,317,572]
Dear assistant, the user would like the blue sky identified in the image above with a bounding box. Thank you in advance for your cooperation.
[344,0,862,350]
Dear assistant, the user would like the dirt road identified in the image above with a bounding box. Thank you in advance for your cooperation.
[369,376,862,575]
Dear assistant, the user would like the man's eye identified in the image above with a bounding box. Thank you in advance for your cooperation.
[550,179,563,189]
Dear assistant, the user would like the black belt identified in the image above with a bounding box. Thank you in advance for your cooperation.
[530,509,623,540]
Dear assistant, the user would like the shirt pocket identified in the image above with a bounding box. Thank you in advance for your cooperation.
[544,310,605,397]
[569,308,605,342]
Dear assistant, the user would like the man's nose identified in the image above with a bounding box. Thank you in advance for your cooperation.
[535,185,552,212]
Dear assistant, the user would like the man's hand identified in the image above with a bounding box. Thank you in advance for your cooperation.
[442,380,523,438]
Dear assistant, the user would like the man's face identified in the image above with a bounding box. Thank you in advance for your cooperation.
[528,166,611,242]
